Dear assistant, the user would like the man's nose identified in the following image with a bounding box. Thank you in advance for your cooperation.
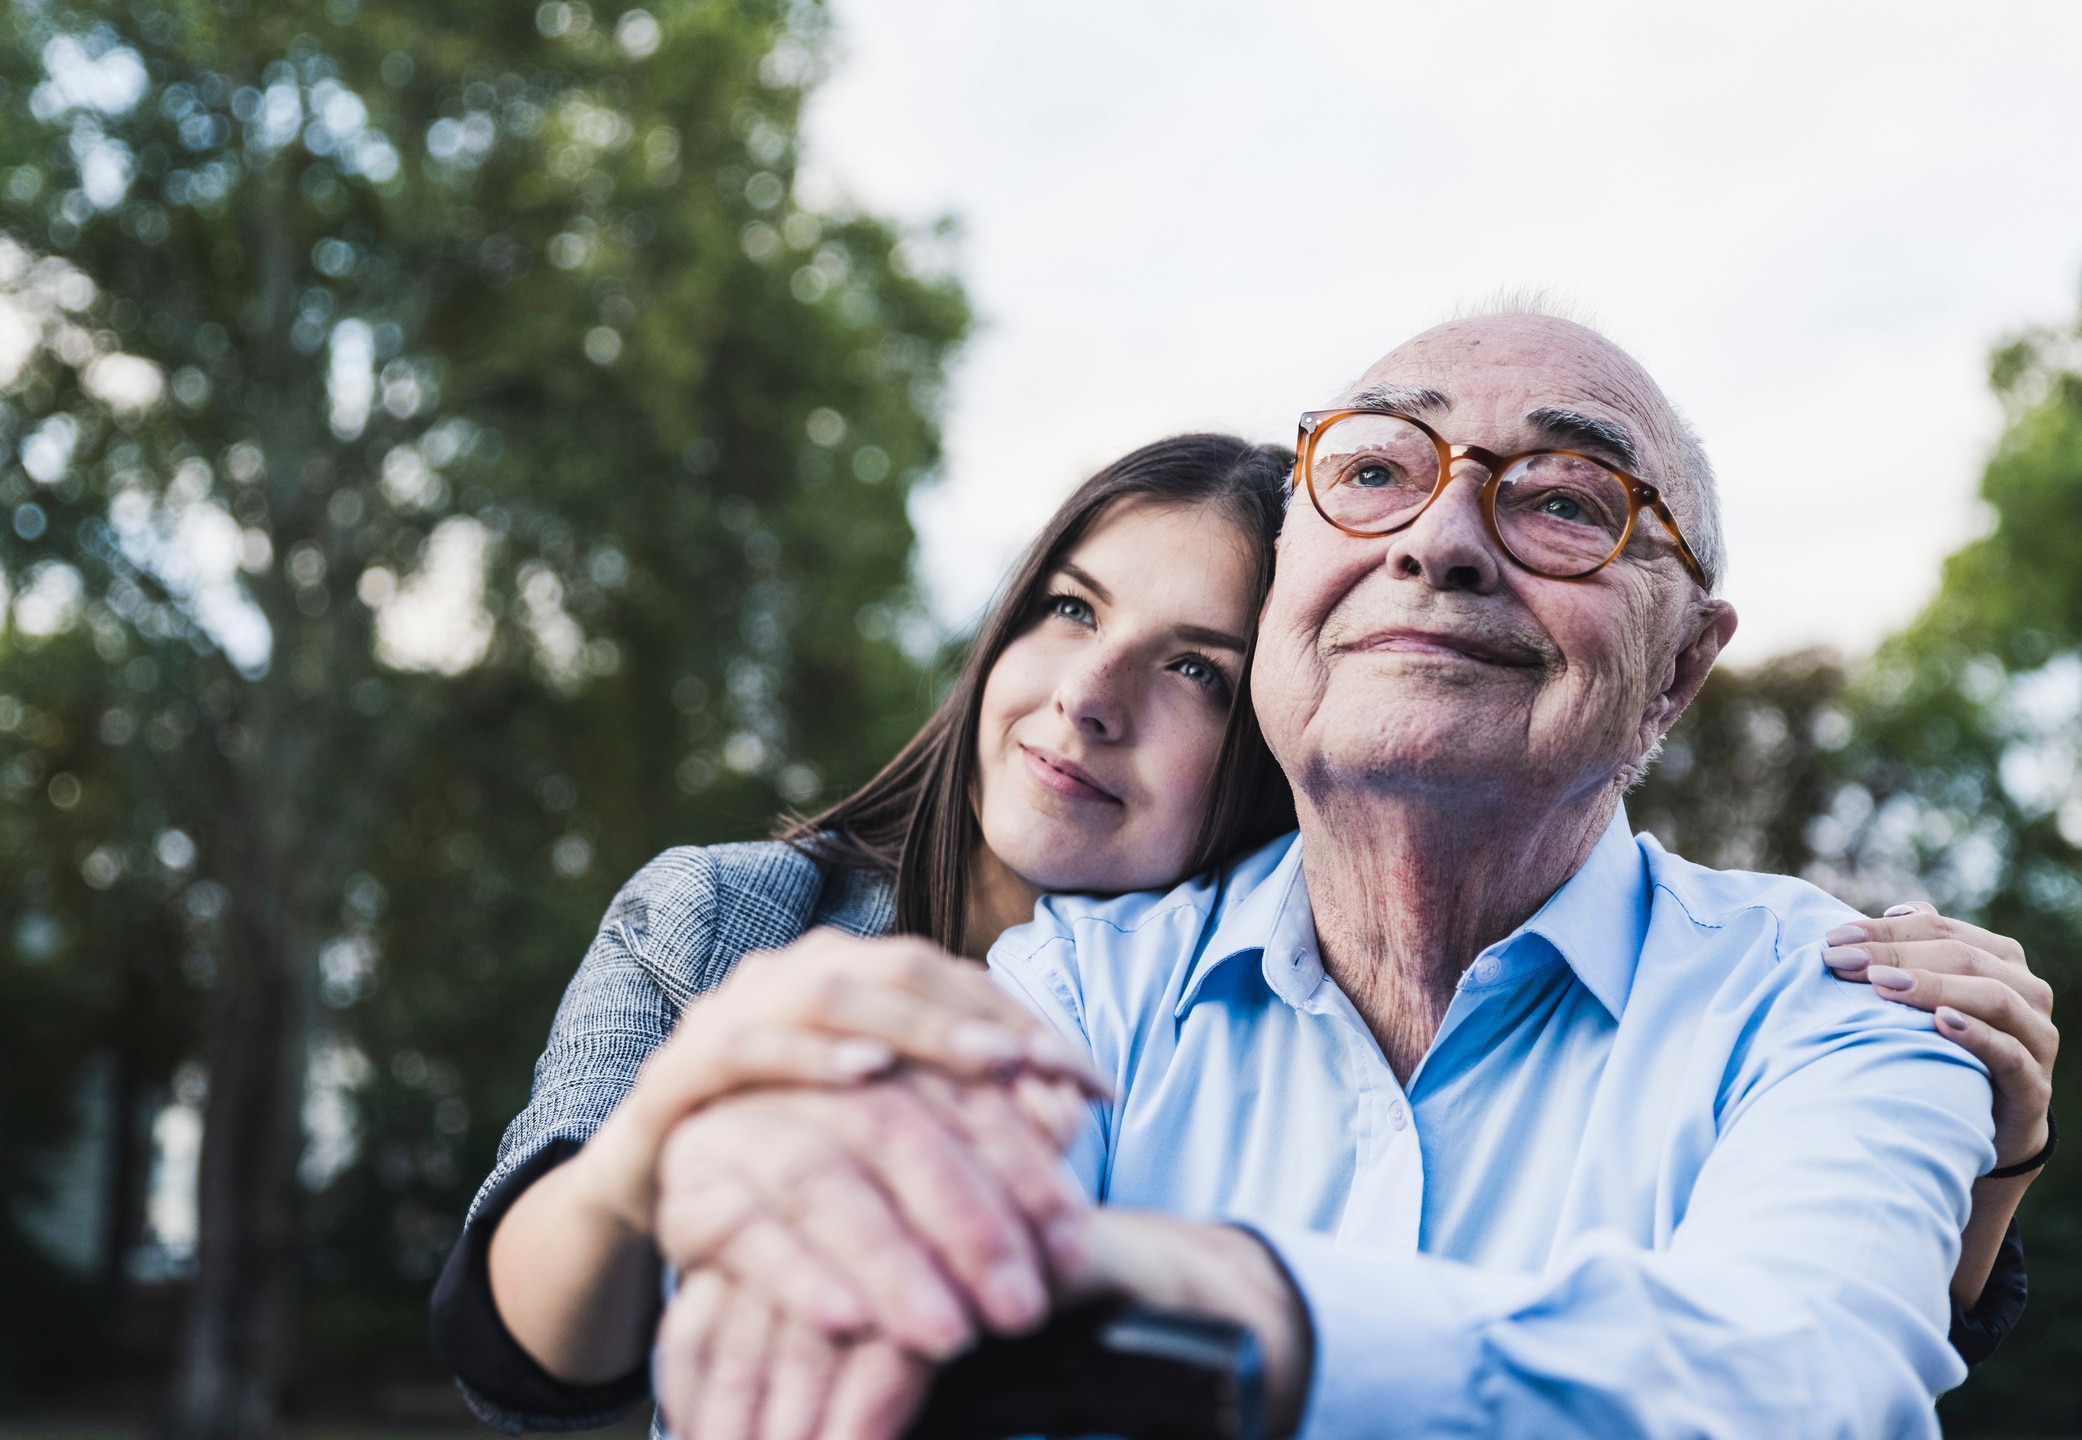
[1054,648,1132,740]
[1378,462,1504,593]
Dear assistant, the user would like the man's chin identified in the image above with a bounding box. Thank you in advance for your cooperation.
[1296,689,1537,797]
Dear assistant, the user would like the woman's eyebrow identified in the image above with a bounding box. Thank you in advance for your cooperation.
[1176,624,1248,652]
[1056,561,1112,603]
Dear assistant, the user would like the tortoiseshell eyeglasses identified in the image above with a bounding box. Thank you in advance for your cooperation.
[1293,408,1708,587]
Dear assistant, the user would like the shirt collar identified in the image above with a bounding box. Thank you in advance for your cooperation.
[1508,804,1649,1019]
[1174,806,1649,1021]
[1176,832,1317,1016]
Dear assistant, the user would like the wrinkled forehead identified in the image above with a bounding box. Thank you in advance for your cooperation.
[1344,317,1684,479]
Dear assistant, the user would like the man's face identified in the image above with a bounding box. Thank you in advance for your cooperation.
[1253,314,1737,814]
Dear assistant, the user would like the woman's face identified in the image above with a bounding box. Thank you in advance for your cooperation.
[975,498,1259,896]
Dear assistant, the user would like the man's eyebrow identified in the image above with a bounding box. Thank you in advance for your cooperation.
[1346,384,1451,415]
[1055,561,1113,605]
[1525,407,1639,470]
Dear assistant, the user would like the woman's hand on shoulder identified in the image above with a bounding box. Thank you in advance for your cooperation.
[1823,901,2055,1169]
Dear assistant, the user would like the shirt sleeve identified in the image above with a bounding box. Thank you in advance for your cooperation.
[1259,1012,1994,1440]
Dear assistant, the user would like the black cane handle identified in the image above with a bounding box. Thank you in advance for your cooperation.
[900,1298,1265,1440]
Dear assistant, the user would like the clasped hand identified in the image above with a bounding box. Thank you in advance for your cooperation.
[639,928,1097,1440]
[642,933,1308,1440]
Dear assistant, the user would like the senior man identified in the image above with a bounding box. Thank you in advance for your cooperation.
[651,313,1995,1440]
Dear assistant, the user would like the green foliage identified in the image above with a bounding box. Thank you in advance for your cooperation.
[0,0,964,1416]
[1640,314,2082,1431]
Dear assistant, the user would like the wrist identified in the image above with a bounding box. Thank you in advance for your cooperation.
[577,1026,740,1236]
[1988,1109,2057,1179]
[1076,1211,1311,1435]
[569,1098,673,1240]
[1993,1114,2051,1171]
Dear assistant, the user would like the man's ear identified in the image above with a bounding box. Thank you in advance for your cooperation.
[1637,599,1738,752]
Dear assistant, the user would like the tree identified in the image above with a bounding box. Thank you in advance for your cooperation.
[0,0,965,1430]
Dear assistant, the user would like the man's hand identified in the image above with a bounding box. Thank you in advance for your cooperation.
[1064,1210,1313,1435]
[654,1069,1094,1356]
[658,1208,1313,1440]
[656,1269,932,1440]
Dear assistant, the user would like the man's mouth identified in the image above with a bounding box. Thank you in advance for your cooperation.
[1351,627,1541,667]
[1019,745,1123,804]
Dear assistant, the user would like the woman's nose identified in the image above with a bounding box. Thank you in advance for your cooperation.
[1054,650,1130,739]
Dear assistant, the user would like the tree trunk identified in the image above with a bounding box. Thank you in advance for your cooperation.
[169,716,311,1436]
[100,1044,140,1300]
[167,880,303,1439]
[166,135,320,1440]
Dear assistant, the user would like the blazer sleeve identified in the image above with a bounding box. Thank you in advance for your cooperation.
[430,850,716,1433]
[1950,1218,2027,1370]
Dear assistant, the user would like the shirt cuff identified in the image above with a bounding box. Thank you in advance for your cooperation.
[1257,1225,1543,1440]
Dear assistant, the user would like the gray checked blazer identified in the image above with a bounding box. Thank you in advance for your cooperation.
[436,840,894,1434]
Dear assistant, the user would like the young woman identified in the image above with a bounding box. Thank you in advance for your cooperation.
[431,434,2054,1430]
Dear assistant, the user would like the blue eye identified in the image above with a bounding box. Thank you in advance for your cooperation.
[1046,593,1094,625]
[1174,655,1231,697]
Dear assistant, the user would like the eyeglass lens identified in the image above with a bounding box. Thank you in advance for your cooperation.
[1310,413,1634,577]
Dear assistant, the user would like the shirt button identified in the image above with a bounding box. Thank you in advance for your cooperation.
[1473,956,1503,984]
[1389,1100,1409,1131]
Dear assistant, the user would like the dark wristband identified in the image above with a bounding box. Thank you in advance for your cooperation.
[1986,1110,2057,1180]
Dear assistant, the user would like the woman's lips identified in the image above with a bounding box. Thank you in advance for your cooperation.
[1019,744,1122,804]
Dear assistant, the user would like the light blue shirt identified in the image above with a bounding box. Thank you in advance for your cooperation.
[990,808,1993,1440]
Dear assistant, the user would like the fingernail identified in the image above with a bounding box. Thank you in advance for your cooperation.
[1027,1033,1110,1094]
[1825,924,1870,946]
[908,1281,972,1355]
[1823,945,1870,971]
[815,1283,869,1331]
[980,1259,1046,1328]
[1025,1030,1092,1072]
[830,1038,895,1076]
[1884,904,1920,918]
[1043,1213,1090,1269]
[1868,965,1915,993]
[1936,1005,1970,1032]
[949,1021,1024,1065]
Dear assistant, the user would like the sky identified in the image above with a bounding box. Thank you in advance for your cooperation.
[798,0,2082,664]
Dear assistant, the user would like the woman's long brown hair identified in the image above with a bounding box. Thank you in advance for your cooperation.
[780,433,1297,954]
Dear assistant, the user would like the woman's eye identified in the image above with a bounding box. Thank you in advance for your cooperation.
[1047,593,1094,625]
[1174,655,1231,695]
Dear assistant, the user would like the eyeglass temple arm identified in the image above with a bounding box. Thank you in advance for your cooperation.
[1640,491,1708,587]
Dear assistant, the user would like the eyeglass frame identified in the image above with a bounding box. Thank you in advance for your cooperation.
[1292,408,1709,589]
